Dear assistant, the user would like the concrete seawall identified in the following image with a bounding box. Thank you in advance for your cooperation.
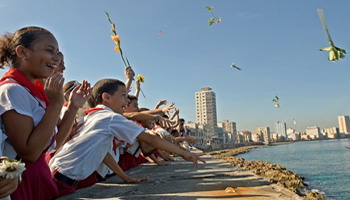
[58,149,302,200]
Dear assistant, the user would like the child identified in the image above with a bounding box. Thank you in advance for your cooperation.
[49,78,205,194]
[0,26,64,200]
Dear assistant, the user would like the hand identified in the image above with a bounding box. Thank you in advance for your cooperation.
[44,74,65,105]
[124,176,149,183]
[161,102,175,113]
[124,66,135,80]
[0,177,18,198]
[154,116,172,129]
[68,80,91,109]
[155,100,167,109]
[156,160,170,166]
[181,151,206,168]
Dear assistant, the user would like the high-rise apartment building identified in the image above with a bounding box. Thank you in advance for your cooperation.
[257,127,271,144]
[195,87,217,136]
[275,121,287,137]
[338,115,350,134]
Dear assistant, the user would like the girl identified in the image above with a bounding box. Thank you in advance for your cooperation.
[0,26,68,200]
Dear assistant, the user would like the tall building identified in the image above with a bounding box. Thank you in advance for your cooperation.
[338,115,350,134]
[275,121,287,137]
[257,127,271,144]
[195,87,217,137]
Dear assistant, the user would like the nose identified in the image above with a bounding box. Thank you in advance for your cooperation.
[53,52,61,63]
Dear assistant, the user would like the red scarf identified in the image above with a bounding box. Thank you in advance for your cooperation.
[83,107,104,115]
[0,68,49,108]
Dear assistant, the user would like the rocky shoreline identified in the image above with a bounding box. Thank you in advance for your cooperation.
[208,145,330,200]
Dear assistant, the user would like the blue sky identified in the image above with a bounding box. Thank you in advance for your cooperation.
[1,0,350,132]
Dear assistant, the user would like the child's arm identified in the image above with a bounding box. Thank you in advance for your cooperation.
[1,75,64,162]
[55,81,90,149]
[124,66,135,93]
[141,102,175,115]
[134,80,140,98]
[103,152,148,183]
[154,100,167,109]
[137,131,205,168]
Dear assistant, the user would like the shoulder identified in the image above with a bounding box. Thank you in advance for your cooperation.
[0,82,30,95]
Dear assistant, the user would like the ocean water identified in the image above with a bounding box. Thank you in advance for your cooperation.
[237,139,350,200]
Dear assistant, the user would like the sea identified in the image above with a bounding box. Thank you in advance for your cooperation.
[236,139,350,200]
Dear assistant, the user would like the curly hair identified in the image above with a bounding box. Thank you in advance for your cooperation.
[0,26,52,68]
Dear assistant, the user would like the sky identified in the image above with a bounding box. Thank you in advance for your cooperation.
[1,0,350,132]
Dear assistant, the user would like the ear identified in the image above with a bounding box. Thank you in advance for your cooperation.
[15,45,29,61]
[101,92,110,103]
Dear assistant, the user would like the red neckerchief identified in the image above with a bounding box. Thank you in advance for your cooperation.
[83,107,104,115]
[0,68,49,109]
[84,106,124,155]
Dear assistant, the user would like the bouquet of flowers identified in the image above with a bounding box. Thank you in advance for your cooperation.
[0,156,25,181]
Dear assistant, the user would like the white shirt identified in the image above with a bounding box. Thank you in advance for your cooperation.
[49,105,144,180]
[153,126,171,138]
[0,81,56,159]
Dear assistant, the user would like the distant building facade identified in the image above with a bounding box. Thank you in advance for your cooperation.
[195,87,217,138]
[305,126,321,139]
[275,121,287,137]
[338,115,350,134]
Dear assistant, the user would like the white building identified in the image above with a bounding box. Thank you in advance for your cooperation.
[195,87,218,138]
[217,120,237,144]
[322,127,339,139]
[338,115,350,134]
[305,126,321,139]
[275,121,287,137]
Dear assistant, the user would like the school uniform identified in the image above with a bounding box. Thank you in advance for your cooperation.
[49,104,144,190]
[0,68,59,200]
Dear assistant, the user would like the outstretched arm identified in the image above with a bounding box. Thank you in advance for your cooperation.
[103,152,148,183]
[137,130,205,168]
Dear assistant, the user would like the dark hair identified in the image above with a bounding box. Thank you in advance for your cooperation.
[88,79,125,108]
[139,107,149,112]
[179,118,185,123]
[63,80,79,93]
[0,26,53,68]
[128,95,138,102]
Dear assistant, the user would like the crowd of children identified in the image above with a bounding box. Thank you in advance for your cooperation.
[0,26,204,200]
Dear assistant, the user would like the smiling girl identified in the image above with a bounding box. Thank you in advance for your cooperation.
[0,26,64,200]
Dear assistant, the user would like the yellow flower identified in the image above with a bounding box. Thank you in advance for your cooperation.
[111,35,120,43]
[137,74,145,83]
[114,45,120,52]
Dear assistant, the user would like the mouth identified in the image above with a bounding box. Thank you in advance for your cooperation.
[46,63,58,71]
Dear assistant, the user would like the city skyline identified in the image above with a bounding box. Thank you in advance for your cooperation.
[1,1,350,132]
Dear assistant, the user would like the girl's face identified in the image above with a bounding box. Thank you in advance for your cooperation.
[106,85,130,114]
[18,33,61,81]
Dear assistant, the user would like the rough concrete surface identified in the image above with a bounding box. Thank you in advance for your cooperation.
[58,150,303,200]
